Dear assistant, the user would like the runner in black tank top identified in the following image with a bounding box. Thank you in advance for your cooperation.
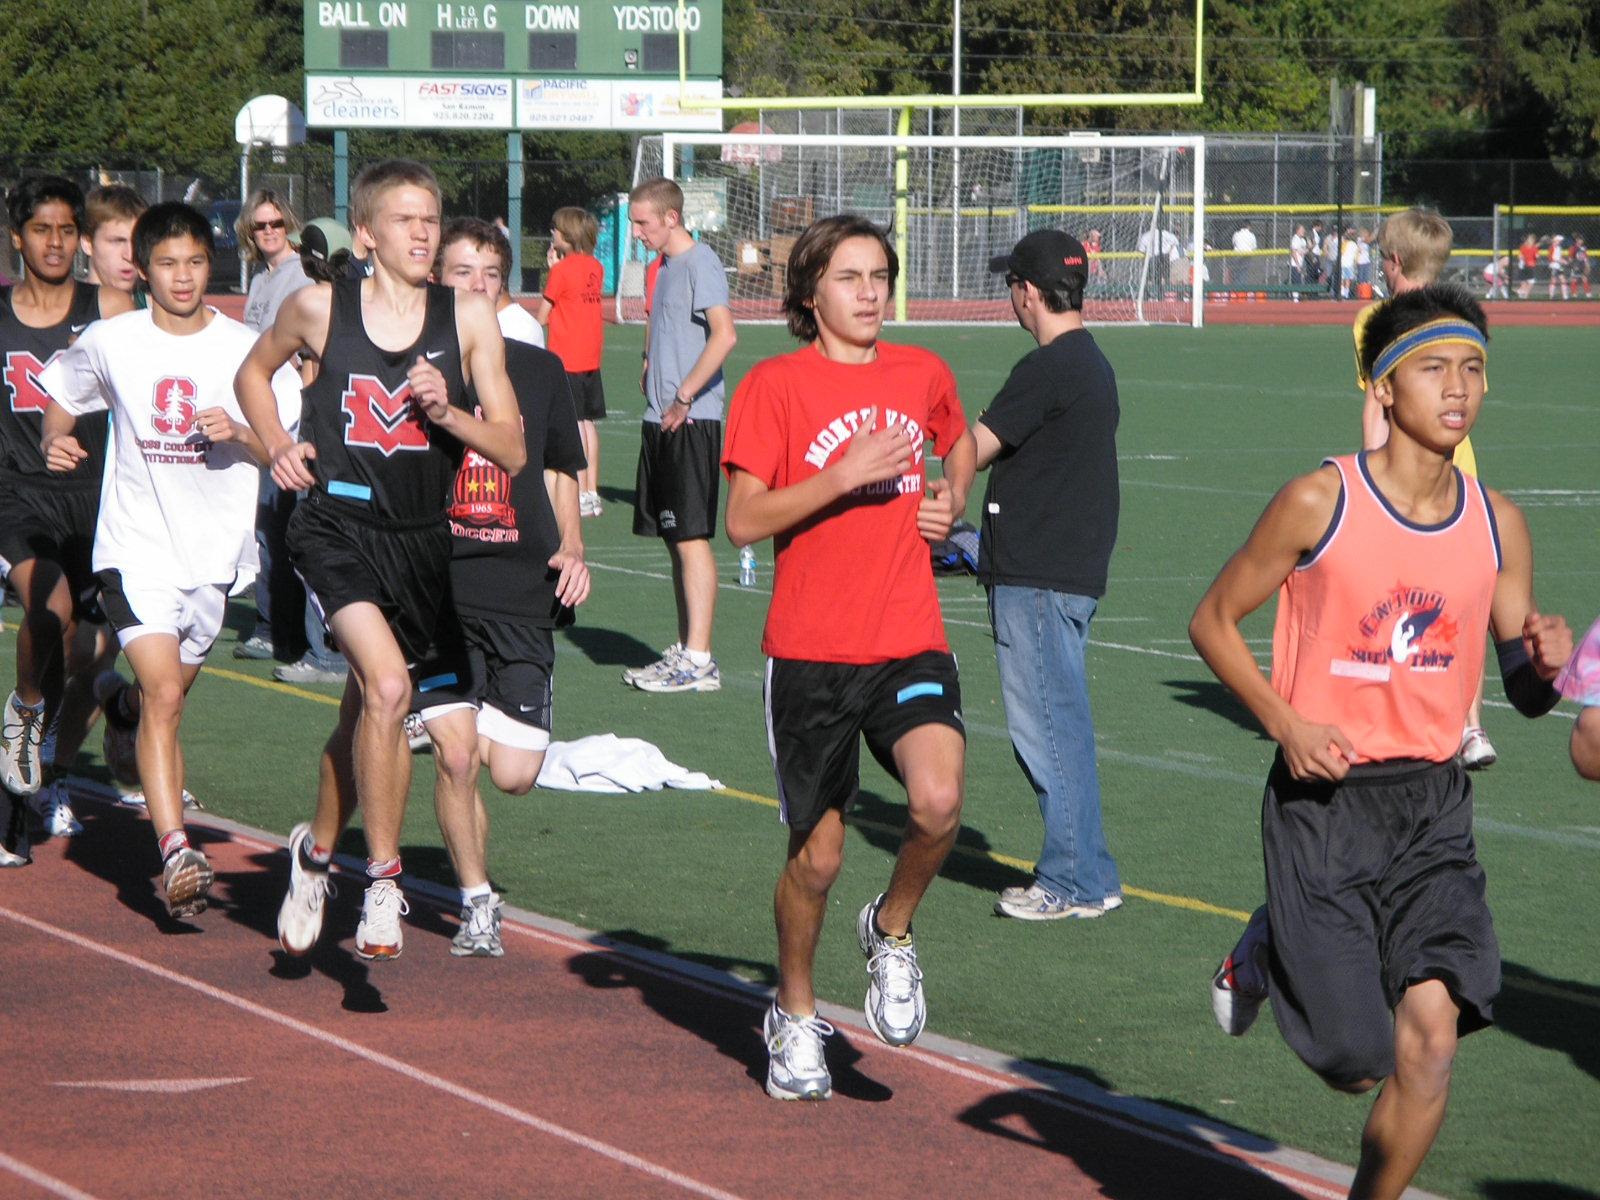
[0,175,132,835]
[235,160,525,963]
[299,276,467,524]
[0,281,107,486]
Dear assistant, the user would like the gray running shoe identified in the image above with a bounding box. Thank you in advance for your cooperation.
[232,634,275,660]
[634,656,720,694]
[278,823,335,955]
[622,644,685,687]
[273,657,350,685]
[1,691,48,796]
[995,883,1123,920]
[162,847,214,918]
[450,892,505,958]
[764,1002,834,1100]
[856,893,927,1047]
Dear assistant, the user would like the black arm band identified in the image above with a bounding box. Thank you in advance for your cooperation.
[1496,637,1562,718]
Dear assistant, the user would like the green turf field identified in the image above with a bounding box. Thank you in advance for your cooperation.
[5,320,1596,1198]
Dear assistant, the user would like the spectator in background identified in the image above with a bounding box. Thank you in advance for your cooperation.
[1136,224,1179,296]
[536,206,607,519]
[1230,222,1257,289]
[234,189,313,668]
[1306,221,1325,287]
[1515,233,1539,298]
[1339,228,1359,298]
[1083,228,1104,283]
[1321,226,1338,294]
[1572,235,1591,297]
[1483,253,1510,299]
[1288,224,1308,297]
[83,185,148,300]
[1547,234,1569,300]
[1355,229,1374,294]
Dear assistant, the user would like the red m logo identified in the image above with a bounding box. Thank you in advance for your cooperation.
[340,374,429,457]
[5,350,60,414]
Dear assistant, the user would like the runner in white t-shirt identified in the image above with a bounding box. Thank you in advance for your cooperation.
[39,202,299,920]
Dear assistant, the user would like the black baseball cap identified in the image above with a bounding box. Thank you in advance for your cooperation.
[989,229,1090,290]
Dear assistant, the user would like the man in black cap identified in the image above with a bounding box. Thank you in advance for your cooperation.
[972,230,1123,920]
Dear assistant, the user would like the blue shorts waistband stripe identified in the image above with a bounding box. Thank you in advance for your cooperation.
[897,682,944,703]
[328,480,373,502]
[418,673,458,692]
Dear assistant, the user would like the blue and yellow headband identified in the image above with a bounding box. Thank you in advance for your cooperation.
[1370,317,1488,384]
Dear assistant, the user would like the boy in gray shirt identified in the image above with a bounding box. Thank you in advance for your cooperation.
[624,178,737,694]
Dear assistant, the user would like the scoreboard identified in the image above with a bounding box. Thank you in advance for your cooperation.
[304,0,723,130]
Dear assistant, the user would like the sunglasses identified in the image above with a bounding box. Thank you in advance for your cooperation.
[252,219,287,232]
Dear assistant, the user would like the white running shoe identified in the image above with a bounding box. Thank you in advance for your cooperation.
[404,713,432,752]
[1211,904,1270,1036]
[764,1003,834,1100]
[1460,726,1497,770]
[856,894,927,1047]
[622,644,686,687]
[28,780,82,838]
[0,691,48,796]
[355,878,409,960]
[634,656,721,694]
[450,892,505,958]
[278,823,336,955]
[161,847,214,918]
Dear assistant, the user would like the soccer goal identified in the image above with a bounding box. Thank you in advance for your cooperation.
[622,132,1206,327]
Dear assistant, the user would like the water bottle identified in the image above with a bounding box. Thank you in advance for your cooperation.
[738,545,757,587]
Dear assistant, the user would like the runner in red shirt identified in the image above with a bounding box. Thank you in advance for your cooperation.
[723,214,976,1101]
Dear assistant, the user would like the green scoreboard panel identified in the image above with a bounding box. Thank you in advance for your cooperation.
[304,0,723,129]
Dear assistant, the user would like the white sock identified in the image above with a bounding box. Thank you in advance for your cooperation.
[683,648,712,668]
[461,882,492,907]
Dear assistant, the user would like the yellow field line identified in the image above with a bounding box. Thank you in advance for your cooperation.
[203,665,342,708]
[721,787,1252,921]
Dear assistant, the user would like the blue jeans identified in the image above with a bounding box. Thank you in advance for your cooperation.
[989,585,1120,904]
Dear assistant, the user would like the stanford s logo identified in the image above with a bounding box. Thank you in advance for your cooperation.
[152,377,198,436]
[4,350,61,414]
[341,374,429,457]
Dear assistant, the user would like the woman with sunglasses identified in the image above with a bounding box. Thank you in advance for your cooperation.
[237,190,306,334]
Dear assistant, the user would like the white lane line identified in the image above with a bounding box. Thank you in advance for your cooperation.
[0,906,750,1200]
[0,1151,104,1200]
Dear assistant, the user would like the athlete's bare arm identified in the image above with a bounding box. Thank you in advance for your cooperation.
[725,406,913,547]
[918,428,976,544]
[195,407,270,467]
[542,467,590,608]
[1189,466,1360,781]
[435,291,525,475]
[660,305,736,434]
[1484,488,1572,673]
[40,401,87,472]
[236,284,332,491]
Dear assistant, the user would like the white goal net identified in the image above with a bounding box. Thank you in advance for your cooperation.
[622,132,1205,327]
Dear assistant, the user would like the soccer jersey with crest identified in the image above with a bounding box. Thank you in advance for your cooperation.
[448,340,585,626]
[1271,452,1500,764]
[41,309,301,588]
[0,281,106,485]
[300,277,467,524]
[722,341,967,664]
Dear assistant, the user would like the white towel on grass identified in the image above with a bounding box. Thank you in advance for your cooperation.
[535,734,723,793]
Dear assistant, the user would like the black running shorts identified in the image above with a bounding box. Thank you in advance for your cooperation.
[1262,754,1500,1087]
[0,479,102,620]
[632,420,721,543]
[764,650,964,831]
[287,494,452,664]
[464,613,555,737]
[567,370,606,421]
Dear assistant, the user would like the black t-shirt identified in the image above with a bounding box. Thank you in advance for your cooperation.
[977,327,1119,597]
[448,340,586,627]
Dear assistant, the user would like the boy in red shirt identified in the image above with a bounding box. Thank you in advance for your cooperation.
[723,214,976,1101]
[535,206,606,516]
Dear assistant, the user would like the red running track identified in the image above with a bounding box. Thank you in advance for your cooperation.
[0,795,1410,1200]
